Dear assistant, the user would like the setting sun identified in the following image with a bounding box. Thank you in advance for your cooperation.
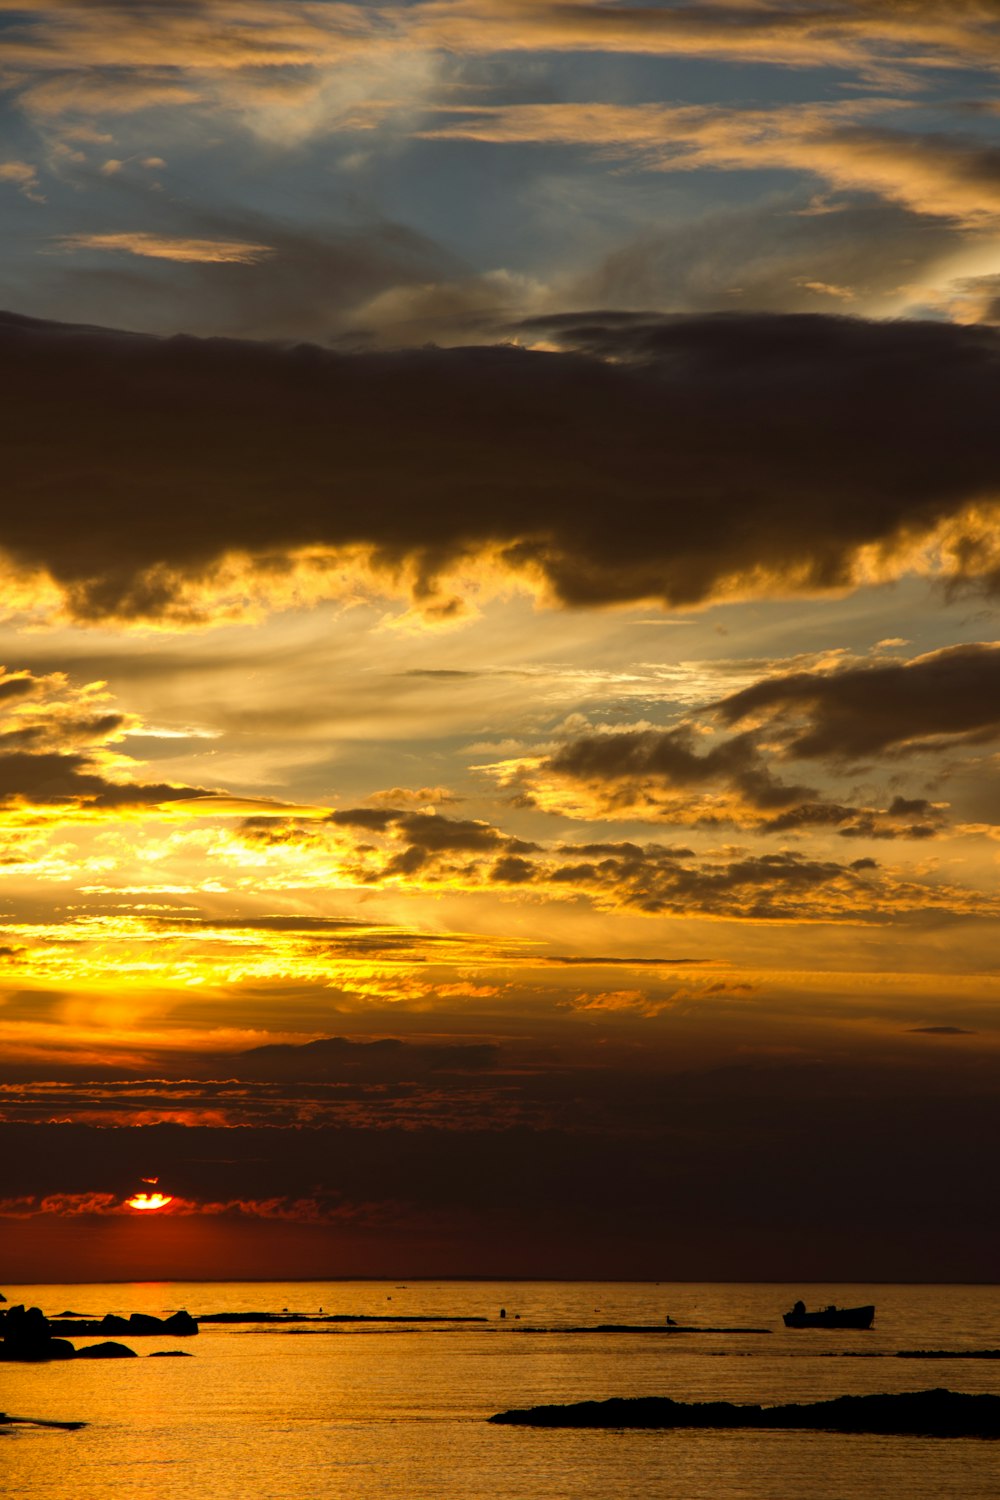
[126,1191,174,1212]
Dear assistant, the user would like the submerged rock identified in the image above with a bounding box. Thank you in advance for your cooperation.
[489,1388,1000,1438]
[74,1341,137,1359]
[1,1413,86,1430]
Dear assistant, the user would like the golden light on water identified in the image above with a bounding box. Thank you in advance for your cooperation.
[126,1191,174,1211]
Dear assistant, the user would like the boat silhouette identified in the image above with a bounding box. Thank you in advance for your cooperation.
[783,1301,875,1329]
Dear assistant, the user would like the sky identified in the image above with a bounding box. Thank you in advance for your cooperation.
[1,0,999,1283]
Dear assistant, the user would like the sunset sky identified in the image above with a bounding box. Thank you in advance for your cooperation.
[1,0,999,1283]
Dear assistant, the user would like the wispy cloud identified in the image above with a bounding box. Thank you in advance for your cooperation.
[415,100,1000,227]
[0,159,44,201]
[53,232,274,264]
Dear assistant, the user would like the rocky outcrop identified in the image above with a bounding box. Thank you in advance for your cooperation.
[74,1341,138,1359]
[0,1306,145,1361]
[490,1388,1000,1437]
[49,1310,198,1337]
[1,1412,85,1430]
[0,1305,76,1362]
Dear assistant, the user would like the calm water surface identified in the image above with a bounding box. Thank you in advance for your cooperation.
[4,1282,999,1498]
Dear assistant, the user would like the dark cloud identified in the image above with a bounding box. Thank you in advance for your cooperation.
[549,725,814,809]
[908,1025,977,1035]
[0,748,204,808]
[490,854,535,884]
[760,799,945,839]
[556,841,694,858]
[401,669,480,678]
[0,674,38,703]
[230,1035,500,1083]
[395,812,537,855]
[239,816,327,846]
[4,1056,1000,1278]
[328,808,403,831]
[146,915,374,934]
[5,310,1000,622]
[492,841,888,920]
[544,955,709,966]
[717,643,1000,758]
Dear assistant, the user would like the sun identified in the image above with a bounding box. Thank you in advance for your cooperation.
[126,1190,174,1211]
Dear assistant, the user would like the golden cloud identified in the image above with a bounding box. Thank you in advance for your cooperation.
[416,99,1000,227]
[54,232,275,264]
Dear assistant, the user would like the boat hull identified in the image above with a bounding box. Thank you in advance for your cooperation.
[783,1304,875,1330]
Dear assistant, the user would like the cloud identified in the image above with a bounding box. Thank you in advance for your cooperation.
[393,812,537,855]
[5,310,1000,625]
[543,955,711,968]
[338,825,991,924]
[38,208,462,345]
[759,798,946,840]
[547,724,814,811]
[908,1025,977,1035]
[54,232,275,265]
[0,667,212,814]
[717,643,1000,759]
[0,1188,406,1224]
[7,1053,1000,1280]
[416,100,1000,227]
[408,2,1000,78]
[5,1,997,133]
[492,715,951,835]
[571,197,964,321]
[231,1034,500,1081]
[0,160,44,201]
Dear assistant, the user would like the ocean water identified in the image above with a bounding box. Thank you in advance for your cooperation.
[3,1282,1000,1499]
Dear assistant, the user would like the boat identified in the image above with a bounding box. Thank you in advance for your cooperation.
[782,1302,875,1330]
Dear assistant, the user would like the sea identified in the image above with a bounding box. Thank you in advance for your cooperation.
[3,1282,1000,1499]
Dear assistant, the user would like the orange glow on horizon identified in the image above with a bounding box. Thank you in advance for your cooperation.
[126,1191,174,1211]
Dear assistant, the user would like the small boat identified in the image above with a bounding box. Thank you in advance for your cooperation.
[783,1302,875,1330]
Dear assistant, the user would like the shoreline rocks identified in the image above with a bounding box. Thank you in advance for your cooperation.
[0,1305,139,1362]
[489,1388,1000,1437]
[0,1305,76,1362]
[48,1310,197,1338]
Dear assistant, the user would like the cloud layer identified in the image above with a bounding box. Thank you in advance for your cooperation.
[4,309,1000,623]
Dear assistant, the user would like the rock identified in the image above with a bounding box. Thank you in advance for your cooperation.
[75,1341,137,1359]
[149,1350,193,1357]
[127,1313,170,1335]
[489,1388,1000,1437]
[0,1304,76,1362]
[1,1413,85,1430]
[0,1338,76,1362]
[99,1314,131,1334]
[163,1310,198,1335]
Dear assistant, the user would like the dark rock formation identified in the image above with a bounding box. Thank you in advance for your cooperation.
[48,1310,198,1337]
[149,1350,193,1357]
[1,1413,85,1430]
[897,1350,1000,1360]
[489,1388,1000,1437]
[74,1341,137,1359]
[0,1305,75,1362]
[197,1310,486,1324]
